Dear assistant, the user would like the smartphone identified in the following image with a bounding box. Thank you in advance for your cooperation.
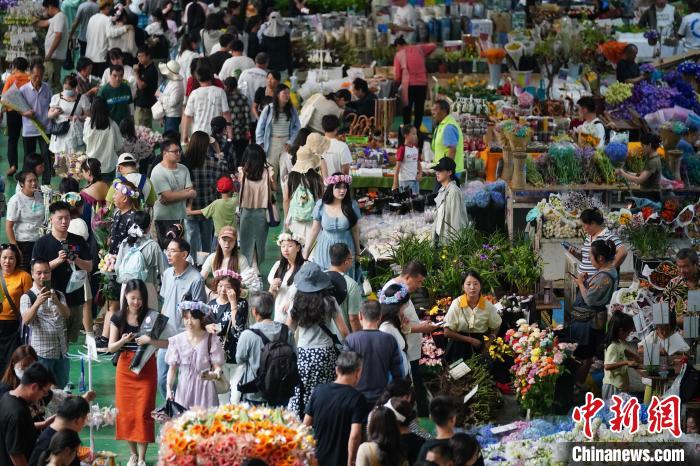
[561,241,572,250]
[42,280,51,290]
[435,321,447,327]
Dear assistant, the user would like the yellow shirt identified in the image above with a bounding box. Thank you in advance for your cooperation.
[444,295,501,334]
[603,341,629,390]
[0,270,33,320]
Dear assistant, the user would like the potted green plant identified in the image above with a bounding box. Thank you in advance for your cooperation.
[445,50,461,74]
[503,238,543,295]
[620,221,672,277]
[460,45,478,74]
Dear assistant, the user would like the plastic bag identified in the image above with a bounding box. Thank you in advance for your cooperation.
[151,399,187,424]
[66,264,87,294]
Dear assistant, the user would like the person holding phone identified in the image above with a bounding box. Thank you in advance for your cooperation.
[19,258,71,389]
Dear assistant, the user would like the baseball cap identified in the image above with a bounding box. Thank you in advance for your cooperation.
[117,153,137,165]
[219,226,236,239]
[432,157,457,173]
[217,176,234,193]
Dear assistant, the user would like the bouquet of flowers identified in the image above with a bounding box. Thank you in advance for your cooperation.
[133,126,163,160]
[158,404,316,466]
[96,251,119,301]
[53,151,88,178]
[604,142,628,167]
[419,297,452,369]
[91,206,113,251]
[603,82,633,106]
[660,121,687,150]
[505,319,577,416]
[503,122,533,151]
[643,30,659,46]
[98,253,117,274]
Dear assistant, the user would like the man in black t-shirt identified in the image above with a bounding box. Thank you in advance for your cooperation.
[32,201,93,345]
[303,352,369,466]
[29,395,90,466]
[210,33,236,75]
[134,46,159,129]
[0,363,54,466]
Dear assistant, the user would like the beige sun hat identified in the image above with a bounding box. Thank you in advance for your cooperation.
[291,133,329,174]
[158,60,183,81]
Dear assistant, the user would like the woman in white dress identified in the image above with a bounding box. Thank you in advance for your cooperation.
[47,75,91,154]
[268,232,306,323]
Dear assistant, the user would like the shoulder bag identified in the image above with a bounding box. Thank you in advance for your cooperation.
[266,168,280,227]
[207,333,230,394]
[49,95,82,136]
[0,273,20,315]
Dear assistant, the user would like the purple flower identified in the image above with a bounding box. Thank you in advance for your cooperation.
[479,254,488,260]
[482,243,493,250]
[643,30,659,41]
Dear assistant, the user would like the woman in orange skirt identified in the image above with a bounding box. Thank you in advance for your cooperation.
[108,279,169,466]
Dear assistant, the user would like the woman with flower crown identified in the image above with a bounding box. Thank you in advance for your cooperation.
[269,232,305,323]
[206,269,248,404]
[379,283,412,377]
[443,270,501,364]
[166,300,226,409]
[305,172,362,283]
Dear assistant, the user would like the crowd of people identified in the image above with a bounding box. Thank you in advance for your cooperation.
[0,1,480,465]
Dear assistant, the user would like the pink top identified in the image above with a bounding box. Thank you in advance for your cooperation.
[393,44,437,87]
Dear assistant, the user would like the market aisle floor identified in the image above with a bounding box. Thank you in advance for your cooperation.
[0,133,283,464]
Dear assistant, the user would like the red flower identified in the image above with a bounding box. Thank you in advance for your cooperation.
[641,207,654,220]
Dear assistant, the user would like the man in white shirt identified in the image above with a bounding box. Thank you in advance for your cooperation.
[85,0,113,78]
[391,0,417,43]
[219,40,255,81]
[38,0,69,92]
[679,1,700,53]
[182,67,231,142]
[238,52,269,125]
[68,0,99,58]
[320,115,352,178]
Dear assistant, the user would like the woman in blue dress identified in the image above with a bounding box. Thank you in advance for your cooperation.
[305,173,362,283]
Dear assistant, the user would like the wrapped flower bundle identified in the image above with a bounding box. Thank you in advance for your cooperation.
[604,142,628,167]
[660,121,687,150]
[158,404,316,466]
[481,47,506,65]
[503,123,532,151]
[53,152,87,178]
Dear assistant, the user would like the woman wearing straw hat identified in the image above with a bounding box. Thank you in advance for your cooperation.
[283,133,327,253]
[155,60,185,134]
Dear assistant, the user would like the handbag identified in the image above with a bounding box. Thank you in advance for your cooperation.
[207,333,230,394]
[66,263,88,294]
[266,172,280,227]
[151,399,188,424]
[49,94,81,136]
[152,83,167,120]
[111,351,121,367]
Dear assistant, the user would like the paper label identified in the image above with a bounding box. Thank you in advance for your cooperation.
[464,385,478,403]
[652,303,670,325]
[491,422,520,435]
[689,291,700,313]
[448,360,471,380]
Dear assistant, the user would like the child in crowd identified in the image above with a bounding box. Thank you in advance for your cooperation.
[602,311,640,399]
[392,125,422,194]
[187,176,239,246]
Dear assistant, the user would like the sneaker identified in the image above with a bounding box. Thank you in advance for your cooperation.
[137,461,147,466]
[127,455,138,466]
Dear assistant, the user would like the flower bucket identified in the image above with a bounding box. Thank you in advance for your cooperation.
[500,148,514,182]
[507,133,531,152]
[488,63,502,89]
[510,152,527,188]
[667,149,683,180]
[660,127,681,150]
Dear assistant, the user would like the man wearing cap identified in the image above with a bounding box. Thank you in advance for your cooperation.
[85,0,113,78]
[432,157,468,246]
[431,99,464,176]
[156,60,185,135]
[106,153,156,208]
[133,46,159,128]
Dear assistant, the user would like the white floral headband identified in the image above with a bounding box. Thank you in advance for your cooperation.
[324,174,352,186]
[177,301,212,314]
[378,283,409,305]
[61,192,82,207]
[383,400,406,423]
[114,182,140,200]
[276,232,305,246]
[213,269,242,281]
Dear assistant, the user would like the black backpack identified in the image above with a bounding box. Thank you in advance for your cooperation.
[247,325,300,405]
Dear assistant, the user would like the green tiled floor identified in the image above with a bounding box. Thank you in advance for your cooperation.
[0,126,283,464]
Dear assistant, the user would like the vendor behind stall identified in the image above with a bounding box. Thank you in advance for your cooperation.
[298,90,351,134]
[616,45,642,84]
[432,157,468,246]
[616,133,662,189]
[664,248,700,324]
[574,97,606,150]
[431,100,464,173]
[638,0,681,57]
[345,78,377,118]
[443,270,501,364]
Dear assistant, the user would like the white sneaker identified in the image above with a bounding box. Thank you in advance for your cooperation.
[137,461,147,466]
[127,455,138,466]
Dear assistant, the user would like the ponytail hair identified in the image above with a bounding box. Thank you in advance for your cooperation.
[591,239,616,263]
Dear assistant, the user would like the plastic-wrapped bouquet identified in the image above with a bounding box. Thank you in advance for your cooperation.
[133,126,163,160]
[91,206,113,251]
[464,180,506,209]
[660,120,687,150]
[505,123,533,151]
[53,151,88,178]
[98,253,117,273]
[158,404,316,466]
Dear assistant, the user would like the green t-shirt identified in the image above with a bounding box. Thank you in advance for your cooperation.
[201,196,239,235]
[642,154,661,189]
[97,82,133,125]
[150,163,192,221]
[603,341,629,390]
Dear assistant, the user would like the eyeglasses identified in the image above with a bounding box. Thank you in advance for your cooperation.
[165,148,181,154]
[165,248,182,254]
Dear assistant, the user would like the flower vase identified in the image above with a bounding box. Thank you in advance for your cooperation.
[660,128,681,150]
[488,63,502,89]
[667,149,683,180]
[511,152,527,188]
[500,148,514,181]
